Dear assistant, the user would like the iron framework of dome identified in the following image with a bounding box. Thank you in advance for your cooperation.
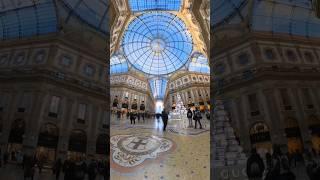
[121,12,193,76]
[128,0,181,12]
[0,0,109,41]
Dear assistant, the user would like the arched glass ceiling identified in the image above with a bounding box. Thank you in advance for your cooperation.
[149,77,168,100]
[0,0,57,40]
[122,12,193,76]
[61,0,109,34]
[211,0,247,27]
[188,53,210,74]
[252,0,320,37]
[129,0,181,12]
[110,53,128,74]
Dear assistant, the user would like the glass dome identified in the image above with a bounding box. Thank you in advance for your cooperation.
[110,53,129,74]
[129,0,181,12]
[211,0,247,27]
[0,0,57,40]
[61,0,109,34]
[188,53,210,74]
[122,12,193,76]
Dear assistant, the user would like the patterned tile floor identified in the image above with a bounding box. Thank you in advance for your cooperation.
[110,117,210,180]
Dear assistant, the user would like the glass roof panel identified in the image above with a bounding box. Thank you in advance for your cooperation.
[0,0,57,40]
[129,0,181,12]
[252,0,320,37]
[188,53,210,74]
[149,77,168,100]
[211,0,247,27]
[110,53,128,74]
[61,0,109,34]
[122,12,193,75]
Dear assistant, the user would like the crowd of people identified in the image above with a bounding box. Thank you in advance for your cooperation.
[0,149,108,180]
[246,146,320,180]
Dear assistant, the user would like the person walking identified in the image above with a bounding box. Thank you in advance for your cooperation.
[246,148,265,180]
[130,111,136,125]
[161,109,169,131]
[187,109,193,128]
[193,107,203,129]
[270,146,295,180]
[63,159,74,180]
[53,158,62,180]
[73,158,87,180]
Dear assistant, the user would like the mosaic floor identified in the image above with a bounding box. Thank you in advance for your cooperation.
[110,116,210,180]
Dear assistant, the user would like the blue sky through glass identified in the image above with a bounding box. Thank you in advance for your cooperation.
[129,0,181,12]
[122,12,193,75]
[149,78,168,100]
[110,53,128,74]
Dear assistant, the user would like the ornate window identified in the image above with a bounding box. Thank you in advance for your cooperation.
[215,63,225,75]
[61,55,72,67]
[264,48,275,60]
[49,96,60,117]
[237,53,250,65]
[77,103,87,123]
[304,52,314,63]
[286,50,297,62]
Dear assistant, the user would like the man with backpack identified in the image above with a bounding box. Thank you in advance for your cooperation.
[187,108,193,128]
[246,148,265,180]
[193,107,203,129]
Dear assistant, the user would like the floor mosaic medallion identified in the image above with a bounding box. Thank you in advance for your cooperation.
[111,134,174,168]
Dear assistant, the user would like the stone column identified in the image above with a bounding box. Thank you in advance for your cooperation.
[57,98,75,160]
[271,88,289,150]
[22,91,46,155]
[291,88,313,149]
[238,95,251,152]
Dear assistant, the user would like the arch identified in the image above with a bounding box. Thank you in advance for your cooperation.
[284,117,301,138]
[96,134,108,155]
[68,129,87,153]
[37,123,59,149]
[249,122,271,144]
[8,119,26,143]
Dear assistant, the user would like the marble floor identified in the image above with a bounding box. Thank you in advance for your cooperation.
[110,116,210,180]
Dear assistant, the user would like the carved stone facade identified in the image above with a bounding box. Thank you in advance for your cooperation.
[213,33,320,154]
[0,36,108,161]
[164,72,210,111]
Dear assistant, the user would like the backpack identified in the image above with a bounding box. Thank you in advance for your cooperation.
[187,112,192,118]
[196,111,202,119]
[250,162,261,176]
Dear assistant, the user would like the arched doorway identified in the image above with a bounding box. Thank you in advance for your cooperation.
[68,130,87,160]
[308,115,320,153]
[96,134,108,159]
[249,122,272,155]
[285,117,303,154]
[8,119,25,155]
[36,123,59,164]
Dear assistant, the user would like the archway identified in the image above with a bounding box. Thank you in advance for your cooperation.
[96,134,108,160]
[285,117,303,154]
[307,115,320,153]
[36,123,59,164]
[249,122,272,155]
[68,130,87,160]
[8,119,25,155]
